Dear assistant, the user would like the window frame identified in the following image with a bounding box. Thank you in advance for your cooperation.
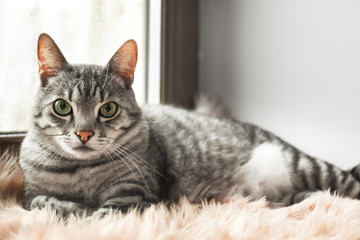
[160,0,199,109]
[0,132,26,149]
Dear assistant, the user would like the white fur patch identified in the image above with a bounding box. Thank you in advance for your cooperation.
[237,143,293,201]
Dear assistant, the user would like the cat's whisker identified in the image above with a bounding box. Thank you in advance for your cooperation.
[47,133,68,137]
[37,144,64,175]
[28,138,57,170]
[108,144,151,192]
[106,150,148,191]
[102,149,128,179]
[104,147,134,181]
[108,141,167,180]
[107,145,141,179]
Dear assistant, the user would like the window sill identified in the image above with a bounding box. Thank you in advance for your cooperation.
[0,132,26,150]
[0,132,26,142]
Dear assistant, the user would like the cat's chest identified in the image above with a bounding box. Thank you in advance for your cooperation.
[27,162,115,201]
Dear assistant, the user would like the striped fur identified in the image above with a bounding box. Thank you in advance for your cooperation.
[19,35,360,217]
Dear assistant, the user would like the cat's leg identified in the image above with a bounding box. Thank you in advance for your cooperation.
[29,196,94,217]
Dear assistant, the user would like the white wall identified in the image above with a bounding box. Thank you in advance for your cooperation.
[199,0,360,169]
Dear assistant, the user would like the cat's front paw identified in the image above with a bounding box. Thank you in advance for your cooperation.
[100,198,152,215]
[91,207,119,219]
[30,195,49,209]
[30,196,93,217]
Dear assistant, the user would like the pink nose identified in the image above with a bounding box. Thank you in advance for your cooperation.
[75,131,94,143]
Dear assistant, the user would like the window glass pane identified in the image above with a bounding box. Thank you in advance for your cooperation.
[0,0,146,132]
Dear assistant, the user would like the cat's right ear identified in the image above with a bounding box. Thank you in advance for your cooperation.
[37,33,67,86]
[106,39,138,89]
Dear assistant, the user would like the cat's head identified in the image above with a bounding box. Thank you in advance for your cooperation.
[33,33,142,160]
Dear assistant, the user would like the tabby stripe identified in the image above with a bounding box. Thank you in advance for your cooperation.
[354,189,360,199]
[341,170,350,185]
[76,83,82,96]
[34,111,43,119]
[345,180,355,196]
[93,171,135,193]
[325,162,337,191]
[91,85,99,97]
[128,110,142,119]
[115,124,142,147]
[83,82,90,96]
[175,114,206,164]
[261,130,273,143]
[119,118,140,131]
[247,125,256,144]
[117,179,148,187]
[103,162,134,179]
[38,164,79,174]
[35,159,111,174]
[68,87,73,101]
[300,170,310,190]
[99,87,105,103]
[181,118,203,163]
[34,122,51,130]
[308,156,321,190]
[113,188,146,200]
[291,147,300,173]
[350,167,360,182]
[48,114,65,125]
[289,193,297,205]
[120,105,139,118]
[85,159,114,168]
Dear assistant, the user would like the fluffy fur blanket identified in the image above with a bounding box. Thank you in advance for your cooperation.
[1,146,360,240]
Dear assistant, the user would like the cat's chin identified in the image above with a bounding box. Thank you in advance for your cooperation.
[59,144,103,161]
[71,148,103,161]
[74,146,94,152]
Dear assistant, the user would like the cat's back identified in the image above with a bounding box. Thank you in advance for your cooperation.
[142,104,258,159]
[142,105,260,201]
[143,104,245,135]
[143,104,246,142]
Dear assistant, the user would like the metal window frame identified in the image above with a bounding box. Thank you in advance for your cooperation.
[160,0,198,109]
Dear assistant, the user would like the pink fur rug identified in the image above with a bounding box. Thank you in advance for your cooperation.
[1,146,360,240]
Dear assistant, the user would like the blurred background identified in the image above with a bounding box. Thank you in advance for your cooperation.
[0,0,359,169]
[199,0,360,169]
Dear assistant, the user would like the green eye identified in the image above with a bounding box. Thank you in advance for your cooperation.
[99,102,118,118]
[53,99,72,116]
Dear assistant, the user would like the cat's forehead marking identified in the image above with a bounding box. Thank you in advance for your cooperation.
[68,66,102,101]
[72,80,100,103]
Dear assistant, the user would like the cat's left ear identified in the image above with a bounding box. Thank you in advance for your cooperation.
[107,39,138,88]
[37,33,68,86]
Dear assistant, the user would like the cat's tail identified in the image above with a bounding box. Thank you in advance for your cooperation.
[195,94,233,119]
[349,164,360,182]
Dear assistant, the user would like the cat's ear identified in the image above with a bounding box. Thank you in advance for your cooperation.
[107,39,138,88]
[37,33,67,86]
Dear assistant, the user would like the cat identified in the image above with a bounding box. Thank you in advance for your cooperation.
[19,33,360,217]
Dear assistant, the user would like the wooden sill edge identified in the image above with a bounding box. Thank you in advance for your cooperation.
[0,132,26,143]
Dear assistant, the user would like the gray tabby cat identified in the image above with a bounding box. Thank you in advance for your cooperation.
[20,33,360,217]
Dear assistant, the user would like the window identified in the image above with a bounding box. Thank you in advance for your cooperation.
[0,0,153,132]
[0,0,199,136]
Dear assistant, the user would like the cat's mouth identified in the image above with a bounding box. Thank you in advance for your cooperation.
[68,144,104,160]
[73,146,94,152]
